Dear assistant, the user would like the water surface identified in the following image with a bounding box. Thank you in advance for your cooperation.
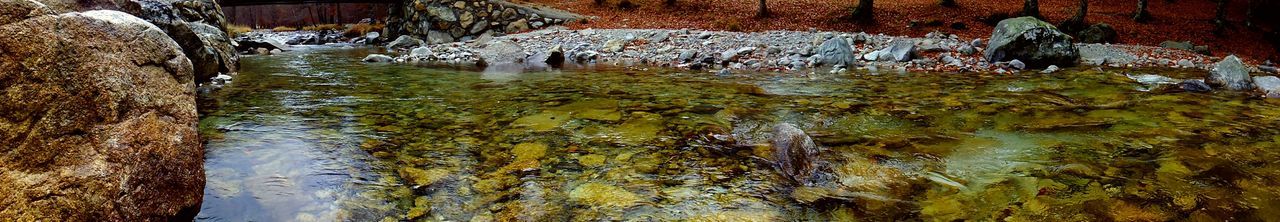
[199,46,1280,221]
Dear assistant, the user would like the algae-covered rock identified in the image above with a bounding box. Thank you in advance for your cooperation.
[985,16,1080,68]
[772,123,819,185]
[577,154,607,167]
[512,110,571,131]
[599,112,665,144]
[554,99,622,121]
[399,167,450,187]
[512,142,548,162]
[568,182,642,208]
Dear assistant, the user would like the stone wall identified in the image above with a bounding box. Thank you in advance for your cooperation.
[224,3,390,28]
[387,0,579,44]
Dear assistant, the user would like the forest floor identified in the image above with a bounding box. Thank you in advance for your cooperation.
[516,0,1278,62]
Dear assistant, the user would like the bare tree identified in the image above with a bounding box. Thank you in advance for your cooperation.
[1213,0,1227,34]
[1023,0,1041,18]
[852,0,874,21]
[757,0,770,17]
[1134,0,1150,22]
[1061,0,1088,31]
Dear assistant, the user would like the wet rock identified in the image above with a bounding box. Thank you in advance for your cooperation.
[512,142,548,162]
[545,44,564,66]
[0,9,202,220]
[1041,65,1060,73]
[1253,76,1280,98]
[365,31,381,41]
[409,46,433,58]
[387,35,424,49]
[817,37,857,67]
[1008,59,1026,70]
[1077,23,1117,44]
[1208,55,1253,91]
[985,16,1080,68]
[1128,73,1180,85]
[238,36,289,52]
[568,183,641,208]
[573,50,599,63]
[717,69,732,76]
[513,110,571,131]
[772,123,819,185]
[478,40,526,64]
[1179,79,1213,92]
[399,167,449,187]
[363,54,394,63]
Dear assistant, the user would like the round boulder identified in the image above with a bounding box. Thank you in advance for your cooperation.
[984,16,1080,69]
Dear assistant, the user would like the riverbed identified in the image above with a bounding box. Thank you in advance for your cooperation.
[196,46,1280,221]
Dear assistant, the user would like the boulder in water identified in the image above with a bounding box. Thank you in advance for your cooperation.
[1179,79,1213,92]
[363,54,394,63]
[0,9,203,220]
[772,123,819,185]
[984,16,1079,68]
[1208,55,1253,91]
[1253,76,1280,98]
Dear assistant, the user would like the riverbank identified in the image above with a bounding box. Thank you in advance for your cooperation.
[376,27,1274,75]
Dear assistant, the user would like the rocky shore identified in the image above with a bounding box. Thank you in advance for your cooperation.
[360,17,1278,97]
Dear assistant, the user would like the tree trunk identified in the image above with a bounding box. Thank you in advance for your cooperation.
[756,0,770,17]
[1062,0,1088,32]
[594,0,606,5]
[1213,0,1227,34]
[852,0,874,21]
[1023,0,1041,18]
[665,0,676,6]
[1134,0,1150,22]
[940,0,956,7]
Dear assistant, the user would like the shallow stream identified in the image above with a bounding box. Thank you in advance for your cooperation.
[197,46,1280,221]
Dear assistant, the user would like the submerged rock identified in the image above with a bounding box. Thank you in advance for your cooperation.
[568,183,642,208]
[772,123,819,185]
[0,9,203,220]
[1128,73,1180,85]
[1179,79,1213,92]
[985,16,1080,68]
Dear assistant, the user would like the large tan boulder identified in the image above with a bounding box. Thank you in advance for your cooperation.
[0,4,203,221]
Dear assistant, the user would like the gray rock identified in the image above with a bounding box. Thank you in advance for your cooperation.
[478,40,526,64]
[602,39,627,52]
[574,50,599,62]
[817,37,857,67]
[1253,76,1280,98]
[366,31,380,41]
[427,30,454,44]
[1177,59,1195,68]
[428,6,457,22]
[985,17,1080,68]
[678,50,697,63]
[1008,59,1026,70]
[1179,79,1213,92]
[362,54,394,63]
[772,123,818,185]
[387,35,424,49]
[1160,41,1211,55]
[1041,65,1060,73]
[649,31,671,43]
[862,50,881,61]
[957,45,977,55]
[1128,73,1180,85]
[1259,65,1278,74]
[721,47,756,62]
[877,40,915,62]
[1208,55,1253,90]
[971,38,985,48]
[696,31,713,39]
[410,46,433,57]
[717,69,732,76]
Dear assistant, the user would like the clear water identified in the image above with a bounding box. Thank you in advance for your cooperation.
[197,46,1280,221]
